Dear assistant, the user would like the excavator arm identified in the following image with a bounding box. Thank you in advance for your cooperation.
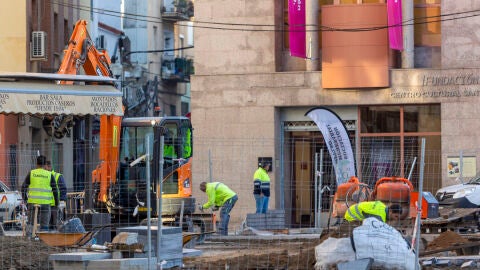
[58,20,121,206]
[58,20,113,77]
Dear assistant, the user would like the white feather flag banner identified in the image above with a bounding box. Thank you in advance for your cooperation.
[305,107,356,185]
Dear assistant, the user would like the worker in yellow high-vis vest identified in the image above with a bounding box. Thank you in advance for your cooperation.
[344,201,402,223]
[199,181,238,236]
[21,155,59,234]
[45,161,67,229]
[253,161,271,214]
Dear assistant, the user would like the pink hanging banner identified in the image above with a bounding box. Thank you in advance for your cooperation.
[387,0,403,51]
[288,0,306,58]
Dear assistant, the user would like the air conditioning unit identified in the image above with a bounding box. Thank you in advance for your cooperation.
[96,35,106,50]
[31,31,46,59]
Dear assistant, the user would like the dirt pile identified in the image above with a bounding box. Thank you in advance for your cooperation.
[183,238,322,270]
[425,231,468,251]
[0,235,64,270]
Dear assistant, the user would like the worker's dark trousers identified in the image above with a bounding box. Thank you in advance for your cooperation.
[219,195,238,236]
[27,203,51,234]
[50,206,65,229]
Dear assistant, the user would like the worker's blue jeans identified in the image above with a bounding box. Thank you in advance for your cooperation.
[254,194,269,214]
[219,195,238,236]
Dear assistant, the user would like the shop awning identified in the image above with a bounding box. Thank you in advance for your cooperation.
[0,73,123,116]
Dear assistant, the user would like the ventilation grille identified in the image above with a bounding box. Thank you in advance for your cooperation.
[31,31,46,59]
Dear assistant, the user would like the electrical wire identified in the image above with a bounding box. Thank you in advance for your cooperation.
[49,0,480,33]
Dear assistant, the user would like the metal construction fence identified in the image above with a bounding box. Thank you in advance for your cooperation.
[0,136,479,269]
[1,136,479,227]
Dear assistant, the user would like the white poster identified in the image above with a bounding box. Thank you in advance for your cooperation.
[306,107,356,185]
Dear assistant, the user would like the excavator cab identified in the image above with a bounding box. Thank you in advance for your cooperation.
[111,116,194,217]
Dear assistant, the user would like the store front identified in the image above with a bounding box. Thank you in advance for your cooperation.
[281,104,441,227]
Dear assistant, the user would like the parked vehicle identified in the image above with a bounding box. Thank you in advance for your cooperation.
[435,172,480,208]
[0,181,25,229]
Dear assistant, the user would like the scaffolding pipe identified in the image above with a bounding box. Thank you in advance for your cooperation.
[157,135,164,267]
[146,136,151,269]
[414,138,426,270]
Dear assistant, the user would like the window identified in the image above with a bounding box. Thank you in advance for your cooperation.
[414,0,441,46]
[360,106,401,133]
[358,104,441,193]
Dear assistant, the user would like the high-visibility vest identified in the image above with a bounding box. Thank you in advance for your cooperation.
[202,182,236,209]
[253,167,270,196]
[50,170,62,206]
[344,201,387,222]
[27,168,53,205]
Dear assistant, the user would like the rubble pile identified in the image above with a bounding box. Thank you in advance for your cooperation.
[0,236,63,270]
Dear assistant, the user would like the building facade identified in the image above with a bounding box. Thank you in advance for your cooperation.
[122,0,193,117]
[191,0,478,228]
[0,1,82,190]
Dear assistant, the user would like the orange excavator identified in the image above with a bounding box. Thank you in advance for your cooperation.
[57,20,211,237]
[57,20,121,212]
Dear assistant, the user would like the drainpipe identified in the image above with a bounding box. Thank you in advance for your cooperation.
[402,0,414,68]
[306,0,319,71]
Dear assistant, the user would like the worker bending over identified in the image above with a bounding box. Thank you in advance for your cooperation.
[199,181,238,236]
[344,201,402,223]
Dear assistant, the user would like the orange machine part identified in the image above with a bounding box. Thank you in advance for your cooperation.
[332,176,360,218]
[335,176,360,199]
[374,177,414,220]
[162,159,193,199]
[409,191,429,219]
[374,177,413,202]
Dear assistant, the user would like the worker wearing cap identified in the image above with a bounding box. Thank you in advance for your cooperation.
[345,201,402,223]
[21,155,58,233]
[199,181,238,236]
[45,161,67,229]
[253,161,271,214]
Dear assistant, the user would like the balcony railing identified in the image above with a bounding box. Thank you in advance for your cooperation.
[162,0,194,21]
[161,57,193,83]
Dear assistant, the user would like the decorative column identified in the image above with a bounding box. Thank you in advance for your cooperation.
[306,0,319,71]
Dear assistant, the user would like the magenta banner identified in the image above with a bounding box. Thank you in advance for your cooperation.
[387,0,403,51]
[288,0,306,58]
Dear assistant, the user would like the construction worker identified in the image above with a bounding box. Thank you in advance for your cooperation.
[253,161,271,213]
[344,201,403,223]
[199,181,238,236]
[45,161,67,229]
[21,155,58,233]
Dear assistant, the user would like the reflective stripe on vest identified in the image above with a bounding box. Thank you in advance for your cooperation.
[28,168,53,205]
[347,204,364,221]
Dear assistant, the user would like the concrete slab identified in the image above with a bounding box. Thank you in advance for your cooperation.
[87,257,182,270]
[116,225,182,259]
[49,252,112,261]
[49,252,112,270]
[210,233,321,241]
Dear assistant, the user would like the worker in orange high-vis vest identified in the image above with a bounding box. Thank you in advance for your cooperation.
[344,201,402,223]
[21,155,59,233]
